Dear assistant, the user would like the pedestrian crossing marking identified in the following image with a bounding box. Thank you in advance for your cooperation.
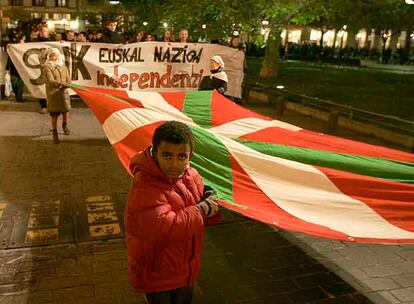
[85,195,112,203]
[28,215,59,228]
[25,200,60,243]
[89,223,121,237]
[26,228,58,242]
[88,210,118,224]
[0,203,6,218]
[85,195,122,238]
[87,202,114,213]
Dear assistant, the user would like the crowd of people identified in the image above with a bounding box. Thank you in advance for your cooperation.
[6,19,246,46]
[3,19,245,106]
[3,19,248,144]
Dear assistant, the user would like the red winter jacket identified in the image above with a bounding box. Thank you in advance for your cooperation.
[125,148,206,293]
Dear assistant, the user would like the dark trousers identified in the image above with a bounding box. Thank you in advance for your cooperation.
[11,75,24,102]
[144,286,193,304]
[39,98,47,109]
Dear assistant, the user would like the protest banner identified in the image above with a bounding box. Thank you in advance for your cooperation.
[7,41,245,99]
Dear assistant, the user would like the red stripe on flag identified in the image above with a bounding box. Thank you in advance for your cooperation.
[112,121,166,175]
[73,87,138,124]
[240,127,414,163]
[318,166,414,233]
[228,154,349,241]
[160,92,187,111]
[86,87,144,108]
[211,91,271,127]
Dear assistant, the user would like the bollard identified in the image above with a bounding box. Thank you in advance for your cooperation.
[327,109,340,132]
[275,96,286,115]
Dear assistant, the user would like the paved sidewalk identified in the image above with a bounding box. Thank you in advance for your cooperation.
[0,98,411,303]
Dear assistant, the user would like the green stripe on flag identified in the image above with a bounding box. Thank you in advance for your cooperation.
[238,139,414,184]
[190,126,246,209]
[182,91,213,128]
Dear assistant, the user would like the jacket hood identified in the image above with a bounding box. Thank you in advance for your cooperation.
[130,147,163,179]
[130,147,188,182]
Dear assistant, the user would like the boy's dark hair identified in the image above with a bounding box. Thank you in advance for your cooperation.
[152,121,194,153]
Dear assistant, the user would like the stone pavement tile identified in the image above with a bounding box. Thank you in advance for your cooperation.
[392,273,414,288]
[366,291,401,304]
[0,293,30,304]
[390,287,414,303]
[28,291,53,304]
[95,282,127,296]
[397,249,414,261]
[95,294,122,304]
[361,278,401,291]
[362,263,414,278]
[285,286,329,303]
[120,294,147,304]
[337,247,405,267]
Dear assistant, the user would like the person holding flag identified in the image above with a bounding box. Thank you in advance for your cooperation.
[125,121,220,304]
[41,48,71,144]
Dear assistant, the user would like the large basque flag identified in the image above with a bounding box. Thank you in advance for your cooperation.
[72,85,414,244]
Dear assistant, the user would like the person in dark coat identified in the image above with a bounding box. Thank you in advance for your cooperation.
[199,55,228,95]
[6,32,26,102]
[32,24,52,113]
[102,20,124,44]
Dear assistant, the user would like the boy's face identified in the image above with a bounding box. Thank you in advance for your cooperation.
[154,141,192,179]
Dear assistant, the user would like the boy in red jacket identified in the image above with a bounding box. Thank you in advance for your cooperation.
[125,121,220,304]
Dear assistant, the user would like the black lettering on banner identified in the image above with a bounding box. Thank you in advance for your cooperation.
[63,43,91,81]
[154,47,162,62]
[99,48,108,63]
[171,47,183,63]
[182,46,187,63]
[162,48,171,62]
[62,47,71,72]
[122,48,130,62]
[193,48,203,63]
[186,50,197,63]
[23,48,47,85]
[115,49,122,63]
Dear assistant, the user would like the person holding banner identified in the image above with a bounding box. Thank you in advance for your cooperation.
[41,48,71,144]
[32,24,52,114]
[6,31,26,103]
[179,29,190,43]
[125,121,220,304]
[199,55,228,95]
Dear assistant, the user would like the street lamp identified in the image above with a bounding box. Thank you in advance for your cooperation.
[142,21,148,26]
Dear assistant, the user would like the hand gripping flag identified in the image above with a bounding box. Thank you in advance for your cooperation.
[72,85,414,244]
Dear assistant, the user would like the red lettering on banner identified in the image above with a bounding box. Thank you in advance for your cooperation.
[97,65,204,91]
[139,73,150,89]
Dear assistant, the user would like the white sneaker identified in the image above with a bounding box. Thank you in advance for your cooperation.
[39,108,47,114]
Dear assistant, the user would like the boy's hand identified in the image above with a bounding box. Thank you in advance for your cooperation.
[197,196,219,218]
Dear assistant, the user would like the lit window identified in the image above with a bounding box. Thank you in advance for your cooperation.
[32,0,45,6]
[11,0,23,5]
[56,0,67,6]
